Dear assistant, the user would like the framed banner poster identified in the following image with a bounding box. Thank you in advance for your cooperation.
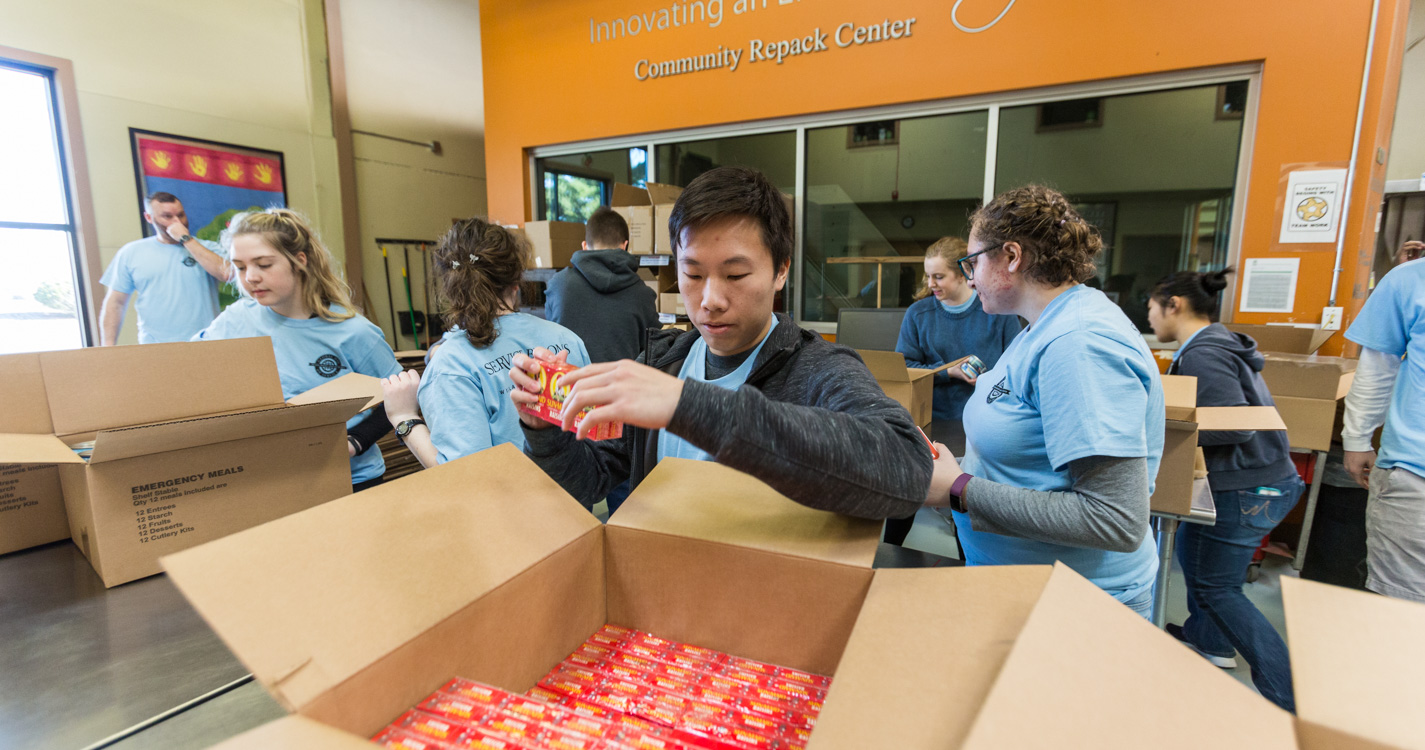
[129,129,288,305]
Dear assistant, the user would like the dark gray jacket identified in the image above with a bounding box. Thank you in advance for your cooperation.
[1168,323,1297,491]
[522,313,932,519]
[545,249,660,363]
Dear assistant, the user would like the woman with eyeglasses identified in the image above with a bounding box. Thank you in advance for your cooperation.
[922,185,1164,618]
[895,236,1022,422]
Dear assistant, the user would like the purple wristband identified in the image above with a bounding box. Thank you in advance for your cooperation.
[949,473,973,513]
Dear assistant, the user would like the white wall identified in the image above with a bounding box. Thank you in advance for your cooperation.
[0,0,344,345]
[1386,0,1425,186]
[341,0,487,349]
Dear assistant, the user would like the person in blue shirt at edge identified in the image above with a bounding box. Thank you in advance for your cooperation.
[506,166,933,518]
[923,185,1164,619]
[100,192,232,345]
[192,209,400,493]
[897,236,1023,421]
[378,217,590,471]
[1147,268,1303,712]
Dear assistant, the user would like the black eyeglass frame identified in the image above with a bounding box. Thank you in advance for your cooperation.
[957,245,1001,280]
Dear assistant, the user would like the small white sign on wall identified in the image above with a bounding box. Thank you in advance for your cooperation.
[1279,168,1346,244]
[1240,258,1301,313]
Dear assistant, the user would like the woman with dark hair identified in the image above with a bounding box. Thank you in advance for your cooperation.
[923,185,1163,618]
[381,217,590,468]
[1147,267,1302,712]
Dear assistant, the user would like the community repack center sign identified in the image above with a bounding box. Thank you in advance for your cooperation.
[586,0,1017,81]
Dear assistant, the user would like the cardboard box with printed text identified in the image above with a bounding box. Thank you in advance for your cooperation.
[0,339,378,585]
[160,447,1425,750]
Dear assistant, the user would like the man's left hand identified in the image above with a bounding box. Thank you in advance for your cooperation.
[558,360,685,440]
[165,221,191,242]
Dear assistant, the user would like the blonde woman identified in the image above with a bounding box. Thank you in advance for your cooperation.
[193,209,400,492]
[895,236,1022,421]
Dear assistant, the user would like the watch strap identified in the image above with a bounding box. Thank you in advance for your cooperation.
[949,472,974,513]
[179,233,194,243]
[395,418,426,437]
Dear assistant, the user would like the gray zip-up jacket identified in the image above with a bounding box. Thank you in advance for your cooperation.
[522,313,932,519]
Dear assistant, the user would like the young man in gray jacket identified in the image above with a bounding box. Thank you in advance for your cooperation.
[545,207,660,364]
[509,167,932,519]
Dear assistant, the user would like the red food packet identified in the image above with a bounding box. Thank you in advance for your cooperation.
[722,726,785,749]
[618,640,668,661]
[627,632,675,651]
[719,667,771,689]
[599,660,647,684]
[773,668,830,689]
[390,709,475,743]
[597,624,638,641]
[565,651,608,670]
[608,651,660,673]
[372,727,452,750]
[721,711,783,737]
[527,686,566,704]
[763,680,820,702]
[542,730,612,750]
[586,688,639,713]
[744,686,801,710]
[548,710,618,739]
[576,642,618,660]
[740,698,800,725]
[722,658,777,677]
[588,630,627,648]
[697,673,749,696]
[552,665,605,685]
[685,686,745,712]
[441,678,514,708]
[420,691,501,723]
[779,726,812,748]
[480,710,542,744]
[452,728,531,750]
[665,642,726,664]
[659,651,718,672]
[652,662,706,683]
[641,672,694,695]
[562,696,620,721]
[519,357,622,440]
[502,696,562,724]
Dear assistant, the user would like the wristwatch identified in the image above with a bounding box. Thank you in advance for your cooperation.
[948,473,973,514]
[395,418,426,439]
[178,233,194,244]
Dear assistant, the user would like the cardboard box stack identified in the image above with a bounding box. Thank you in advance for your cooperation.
[610,183,684,256]
[854,350,953,427]
[0,339,375,586]
[1225,324,1356,452]
[523,221,586,269]
[1152,374,1288,515]
[171,446,1425,750]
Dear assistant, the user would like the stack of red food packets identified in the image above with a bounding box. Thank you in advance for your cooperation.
[370,625,830,750]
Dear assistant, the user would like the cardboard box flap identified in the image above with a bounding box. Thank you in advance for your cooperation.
[87,397,369,464]
[161,444,600,711]
[211,716,375,750]
[0,353,54,433]
[1161,374,1199,421]
[960,564,1295,750]
[610,458,879,569]
[285,372,385,412]
[645,182,684,204]
[39,339,284,436]
[0,433,86,465]
[808,566,1052,750]
[1284,577,1425,750]
[1226,324,1336,354]
[611,182,650,206]
[856,349,912,382]
[1262,352,1359,400]
[1194,406,1288,432]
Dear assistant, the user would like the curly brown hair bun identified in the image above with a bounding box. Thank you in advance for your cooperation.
[969,185,1102,287]
[434,217,528,348]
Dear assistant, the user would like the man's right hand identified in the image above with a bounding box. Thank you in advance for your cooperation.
[1345,449,1376,489]
[510,347,569,429]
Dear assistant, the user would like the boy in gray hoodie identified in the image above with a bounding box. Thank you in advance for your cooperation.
[545,207,660,364]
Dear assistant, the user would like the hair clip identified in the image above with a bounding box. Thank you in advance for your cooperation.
[451,259,461,269]
[469,253,480,263]
[1059,219,1067,226]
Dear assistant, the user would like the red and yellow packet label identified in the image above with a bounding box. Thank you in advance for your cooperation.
[518,357,623,440]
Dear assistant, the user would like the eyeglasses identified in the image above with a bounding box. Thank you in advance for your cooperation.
[957,245,999,280]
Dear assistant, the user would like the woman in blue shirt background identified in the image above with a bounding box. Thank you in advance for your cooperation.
[896,236,1022,421]
[381,217,589,468]
[194,209,401,492]
[924,185,1164,618]
[1148,268,1302,711]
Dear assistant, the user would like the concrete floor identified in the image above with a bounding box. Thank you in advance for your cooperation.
[895,506,1296,695]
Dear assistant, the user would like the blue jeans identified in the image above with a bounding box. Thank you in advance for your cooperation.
[1177,476,1304,712]
[1122,587,1153,620]
[604,480,632,518]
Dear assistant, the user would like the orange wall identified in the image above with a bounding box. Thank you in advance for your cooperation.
[482,0,1409,353]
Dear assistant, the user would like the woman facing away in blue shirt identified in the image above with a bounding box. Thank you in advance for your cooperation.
[193,209,401,492]
[923,185,1164,619]
[380,217,589,469]
[896,236,1022,422]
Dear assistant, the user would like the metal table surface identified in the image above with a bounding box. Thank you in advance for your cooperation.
[0,540,252,750]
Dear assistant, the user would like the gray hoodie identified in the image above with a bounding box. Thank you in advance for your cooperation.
[1168,323,1298,491]
[545,249,660,363]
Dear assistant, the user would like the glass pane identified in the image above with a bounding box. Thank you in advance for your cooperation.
[0,64,68,225]
[535,147,646,221]
[554,173,605,222]
[0,228,85,353]
[655,131,796,191]
[804,111,988,323]
[995,84,1247,331]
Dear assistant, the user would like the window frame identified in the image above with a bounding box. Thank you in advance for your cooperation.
[0,45,101,346]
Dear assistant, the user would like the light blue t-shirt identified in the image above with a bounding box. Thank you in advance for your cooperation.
[658,317,779,464]
[193,299,400,483]
[101,235,226,344]
[954,284,1163,602]
[418,314,589,464]
[1345,259,1425,477]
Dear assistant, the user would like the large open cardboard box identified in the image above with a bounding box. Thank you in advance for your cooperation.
[0,339,373,586]
[1256,353,1357,452]
[855,350,952,427]
[522,221,585,269]
[1152,374,1288,515]
[1225,324,1337,355]
[0,353,69,555]
[169,446,1424,750]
